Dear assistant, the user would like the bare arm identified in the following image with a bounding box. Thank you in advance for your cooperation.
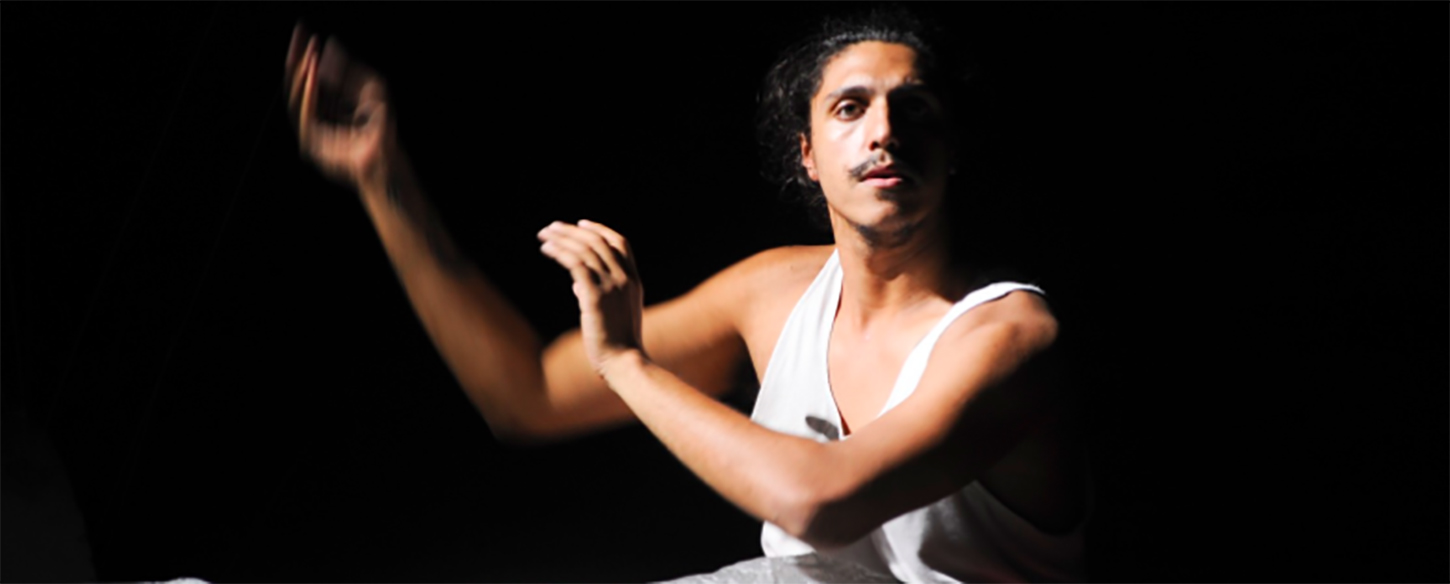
[285,26,744,441]
[536,219,1066,548]
[356,153,550,437]
[364,170,745,440]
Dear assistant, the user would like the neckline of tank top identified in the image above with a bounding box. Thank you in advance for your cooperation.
[818,251,1044,438]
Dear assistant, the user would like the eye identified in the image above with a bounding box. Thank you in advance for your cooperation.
[899,96,933,120]
[833,100,865,121]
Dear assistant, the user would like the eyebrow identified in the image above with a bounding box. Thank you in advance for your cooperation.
[824,85,872,101]
[823,81,932,102]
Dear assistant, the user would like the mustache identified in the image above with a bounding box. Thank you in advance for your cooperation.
[848,152,919,182]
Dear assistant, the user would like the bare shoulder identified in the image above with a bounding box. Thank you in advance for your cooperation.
[741,243,831,296]
[946,287,1059,361]
[701,244,832,305]
[633,246,832,397]
[704,245,834,377]
[652,245,830,330]
[723,244,834,284]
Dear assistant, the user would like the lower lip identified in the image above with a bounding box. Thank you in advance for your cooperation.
[863,176,904,188]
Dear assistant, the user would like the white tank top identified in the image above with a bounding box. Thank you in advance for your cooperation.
[748,250,1086,583]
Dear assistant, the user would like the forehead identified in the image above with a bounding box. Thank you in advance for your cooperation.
[814,41,923,103]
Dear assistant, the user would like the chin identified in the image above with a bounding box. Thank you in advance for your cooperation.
[842,204,934,248]
[874,186,939,220]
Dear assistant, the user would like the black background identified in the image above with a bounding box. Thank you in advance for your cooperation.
[3,3,1445,582]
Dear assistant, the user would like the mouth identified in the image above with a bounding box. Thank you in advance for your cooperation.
[859,165,910,189]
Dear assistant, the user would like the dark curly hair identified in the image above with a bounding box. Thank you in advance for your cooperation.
[756,6,975,226]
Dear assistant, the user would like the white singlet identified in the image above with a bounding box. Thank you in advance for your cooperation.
[748,250,1087,583]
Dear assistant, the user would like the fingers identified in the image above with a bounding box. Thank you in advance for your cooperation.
[539,223,610,287]
[578,220,638,280]
[316,36,351,90]
[288,34,317,115]
[542,235,607,286]
[539,240,601,305]
[288,29,389,143]
[315,36,385,115]
[537,221,636,291]
[552,221,632,284]
[298,45,318,146]
[355,78,387,128]
[285,22,306,84]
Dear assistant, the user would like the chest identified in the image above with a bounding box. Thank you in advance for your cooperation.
[825,314,946,435]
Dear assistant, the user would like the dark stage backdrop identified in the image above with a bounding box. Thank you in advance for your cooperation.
[3,3,1445,582]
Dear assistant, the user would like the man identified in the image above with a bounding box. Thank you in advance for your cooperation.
[285,9,1088,582]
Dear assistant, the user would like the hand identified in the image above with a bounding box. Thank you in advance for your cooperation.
[537,220,646,377]
[284,22,394,189]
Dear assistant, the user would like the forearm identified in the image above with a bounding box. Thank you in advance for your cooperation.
[354,149,547,437]
[601,350,843,534]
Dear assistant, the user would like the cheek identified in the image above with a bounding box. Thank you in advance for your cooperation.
[818,126,865,171]
[830,124,865,153]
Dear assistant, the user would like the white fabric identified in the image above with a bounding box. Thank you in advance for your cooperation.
[748,250,1085,583]
[659,553,898,584]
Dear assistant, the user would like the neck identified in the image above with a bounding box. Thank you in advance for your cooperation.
[828,210,961,333]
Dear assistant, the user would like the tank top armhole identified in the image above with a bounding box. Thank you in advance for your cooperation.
[876,282,1048,416]
[753,250,841,401]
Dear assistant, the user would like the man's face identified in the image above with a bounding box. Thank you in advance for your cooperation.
[800,41,953,240]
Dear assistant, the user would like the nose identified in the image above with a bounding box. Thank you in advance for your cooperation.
[866,99,899,152]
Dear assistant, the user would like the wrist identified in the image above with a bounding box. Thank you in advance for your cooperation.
[356,139,409,202]
[599,348,650,392]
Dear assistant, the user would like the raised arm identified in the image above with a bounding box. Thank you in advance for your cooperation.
[285,25,745,442]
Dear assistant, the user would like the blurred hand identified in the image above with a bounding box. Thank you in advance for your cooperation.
[285,22,394,189]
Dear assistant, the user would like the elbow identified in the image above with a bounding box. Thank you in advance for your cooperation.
[478,407,535,444]
[485,417,543,445]
[794,504,876,551]
[482,407,574,447]
[772,478,874,551]
[481,399,607,447]
[468,390,559,447]
[457,365,565,446]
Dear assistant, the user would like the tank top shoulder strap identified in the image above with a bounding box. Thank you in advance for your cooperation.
[750,249,845,453]
[876,282,1046,416]
[755,249,841,392]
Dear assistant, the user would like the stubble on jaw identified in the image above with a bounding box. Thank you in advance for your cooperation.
[842,184,933,251]
[849,213,927,250]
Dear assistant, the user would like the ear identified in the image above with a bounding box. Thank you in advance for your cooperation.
[798,133,819,182]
